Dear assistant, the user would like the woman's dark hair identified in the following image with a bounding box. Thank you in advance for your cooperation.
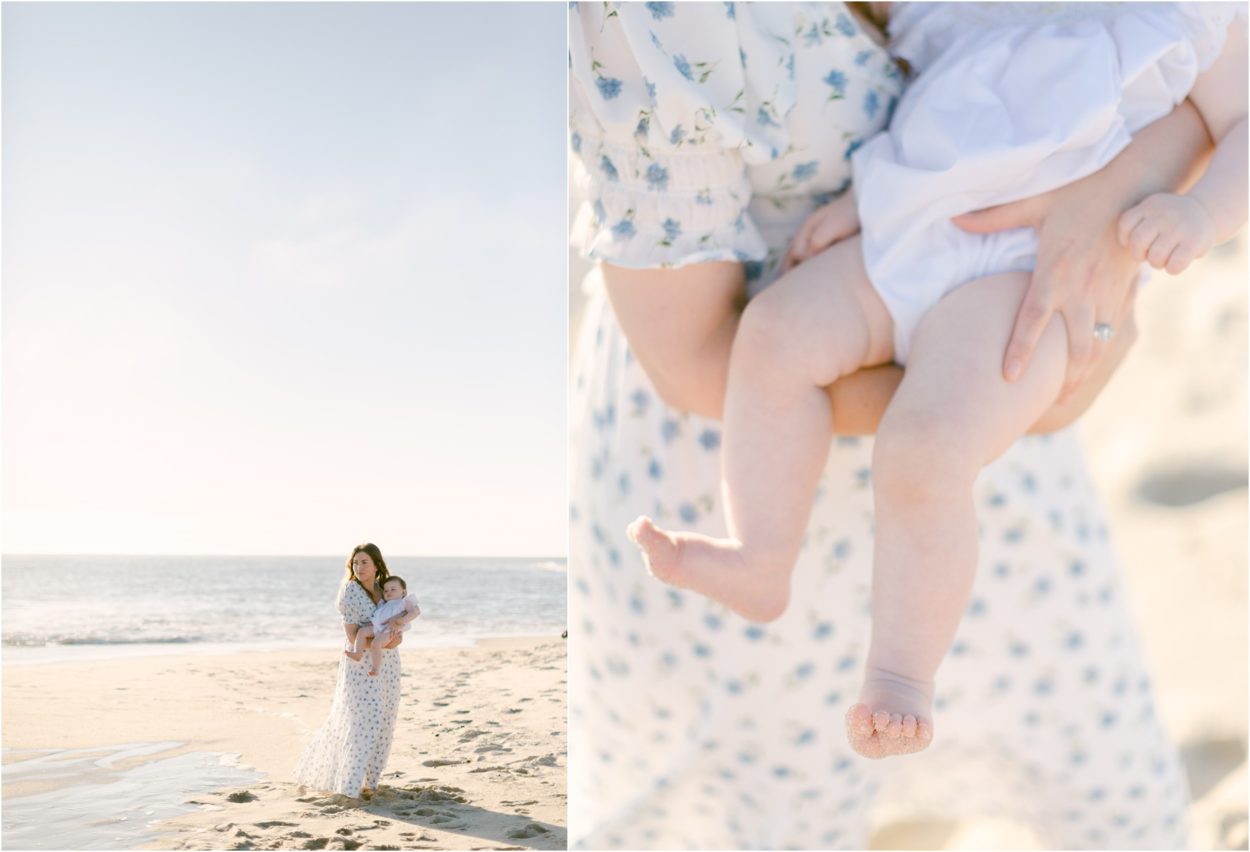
[344,542,391,597]
[383,575,407,591]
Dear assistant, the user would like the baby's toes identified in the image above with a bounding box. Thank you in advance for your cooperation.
[872,710,892,734]
[902,715,917,738]
[916,719,934,745]
[845,703,875,739]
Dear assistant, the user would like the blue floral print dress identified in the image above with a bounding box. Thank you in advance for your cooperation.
[568,3,1190,849]
[294,580,402,797]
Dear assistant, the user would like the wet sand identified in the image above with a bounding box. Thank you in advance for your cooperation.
[2,637,566,850]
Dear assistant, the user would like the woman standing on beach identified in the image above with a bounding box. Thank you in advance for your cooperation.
[295,543,404,799]
[569,3,1209,848]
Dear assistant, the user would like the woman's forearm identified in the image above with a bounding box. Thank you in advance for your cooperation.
[603,260,1136,434]
[602,261,744,418]
[599,104,1207,436]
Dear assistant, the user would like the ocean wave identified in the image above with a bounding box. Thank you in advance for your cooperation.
[531,560,568,572]
[2,635,204,647]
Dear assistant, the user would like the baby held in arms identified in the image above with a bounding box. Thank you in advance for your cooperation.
[346,576,421,676]
[628,4,1247,759]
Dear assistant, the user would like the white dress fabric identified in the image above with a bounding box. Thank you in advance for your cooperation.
[854,1,1238,361]
[294,580,403,796]
[370,593,419,633]
[569,3,1189,849]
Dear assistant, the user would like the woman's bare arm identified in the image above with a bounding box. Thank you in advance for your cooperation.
[603,256,1138,435]
[602,261,744,419]
[604,260,922,433]
[603,266,1136,436]
[603,101,1209,435]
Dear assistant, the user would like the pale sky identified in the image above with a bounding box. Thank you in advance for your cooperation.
[2,3,567,557]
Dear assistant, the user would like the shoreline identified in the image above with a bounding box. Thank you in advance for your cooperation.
[0,631,564,667]
[3,638,567,850]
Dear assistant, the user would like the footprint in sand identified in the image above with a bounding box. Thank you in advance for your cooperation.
[506,822,550,839]
[1181,737,1247,799]
[421,758,469,767]
[475,743,512,754]
[1136,463,1247,507]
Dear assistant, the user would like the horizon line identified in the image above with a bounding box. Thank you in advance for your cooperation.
[1,552,568,561]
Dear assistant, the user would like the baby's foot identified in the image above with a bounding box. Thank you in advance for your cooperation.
[626,516,790,622]
[344,650,364,661]
[367,667,379,677]
[844,668,934,759]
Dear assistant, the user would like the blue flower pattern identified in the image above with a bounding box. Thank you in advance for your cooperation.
[645,2,675,21]
[569,5,1189,846]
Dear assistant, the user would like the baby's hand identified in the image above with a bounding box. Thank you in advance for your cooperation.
[782,193,860,271]
[1118,192,1217,275]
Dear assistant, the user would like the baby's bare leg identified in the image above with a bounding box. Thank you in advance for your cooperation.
[629,237,893,621]
[845,272,1067,758]
[368,630,389,675]
[345,625,373,661]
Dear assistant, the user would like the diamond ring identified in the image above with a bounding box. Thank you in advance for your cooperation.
[1093,323,1114,343]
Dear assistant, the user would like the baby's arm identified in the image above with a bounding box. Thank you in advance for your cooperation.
[383,597,421,632]
[1119,21,1247,273]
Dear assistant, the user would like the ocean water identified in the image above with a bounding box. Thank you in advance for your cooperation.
[1,554,566,662]
[3,743,263,850]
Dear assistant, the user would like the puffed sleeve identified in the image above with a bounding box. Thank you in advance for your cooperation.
[569,1,795,269]
[336,580,374,624]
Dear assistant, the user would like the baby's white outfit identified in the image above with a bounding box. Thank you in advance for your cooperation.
[370,593,418,634]
[853,2,1238,362]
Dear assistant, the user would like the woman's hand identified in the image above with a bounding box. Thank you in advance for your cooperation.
[953,100,1212,401]
[384,632,403,649]
[954,185,1141,401]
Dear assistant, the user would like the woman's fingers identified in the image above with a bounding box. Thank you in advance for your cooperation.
[1003,247,1071,381]
[1059,298,1096,401]
[1003,284,1055,382]
[952,194,1043,234]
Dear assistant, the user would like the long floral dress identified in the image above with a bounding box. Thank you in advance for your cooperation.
[294,580,402,796]
[568,3,1190,849]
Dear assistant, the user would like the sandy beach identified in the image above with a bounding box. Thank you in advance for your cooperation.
[2,637,566,850]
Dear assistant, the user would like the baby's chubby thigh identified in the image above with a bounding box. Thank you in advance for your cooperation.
[879,274,1068,474]
[739,236,895,387]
